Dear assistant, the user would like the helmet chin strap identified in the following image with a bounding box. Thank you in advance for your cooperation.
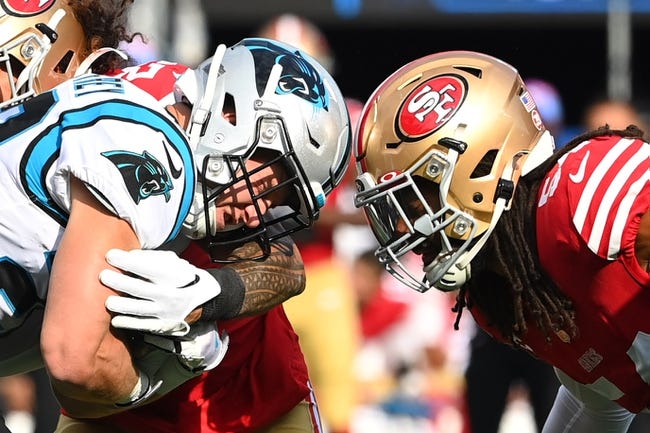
[307,181,326,209]
[432,132,554,290]
[188,43,227,149]
[431,260,471,292]
[428,197,507,291]
[181,191,209,239]
[427,155,519,291]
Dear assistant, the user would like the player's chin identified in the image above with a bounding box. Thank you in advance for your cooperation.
[414,238,440,264]
[420,252,436,269]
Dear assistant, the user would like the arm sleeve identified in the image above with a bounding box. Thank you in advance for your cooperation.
[200,268,246,321]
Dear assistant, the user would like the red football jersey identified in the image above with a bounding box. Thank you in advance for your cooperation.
[110,60,187,104]
[475,135,650,413]
[102,63,313,432]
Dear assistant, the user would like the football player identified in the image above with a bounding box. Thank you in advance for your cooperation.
[0,2,352,431]
[0,46,229,416]
[59,38,352,433]
[0,0,202,424]
[352,50,649,433]
[0,3,152,431]
[0,1,350,429]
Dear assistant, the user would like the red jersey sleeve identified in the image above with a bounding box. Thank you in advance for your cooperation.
[538,136,650,280]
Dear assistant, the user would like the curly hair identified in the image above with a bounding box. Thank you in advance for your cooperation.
[67,0,139,73]
[456,125,645,347]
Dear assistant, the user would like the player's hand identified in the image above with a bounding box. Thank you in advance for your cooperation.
[118,322,230,407]
[101,249,221,337]
[143,322,229,372]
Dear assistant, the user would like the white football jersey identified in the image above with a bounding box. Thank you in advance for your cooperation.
[0,74,195,374]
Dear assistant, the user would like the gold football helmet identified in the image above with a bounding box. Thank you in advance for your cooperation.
[0,0,87,109]
[354,50,555,292]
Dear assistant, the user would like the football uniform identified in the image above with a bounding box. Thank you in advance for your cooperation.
[474,135,650,413]
[98,61,320,433]
[0,74,194,376]
[110,60,186,105]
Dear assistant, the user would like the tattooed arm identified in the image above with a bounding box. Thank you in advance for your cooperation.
[182,235,306,323]
[223,236,305,317]
[102,236,306,325]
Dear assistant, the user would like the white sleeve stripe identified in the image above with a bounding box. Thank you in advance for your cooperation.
[574,137,635,232]
[587,148,649,257]
[556,139,590,166]
[607,172,650,259]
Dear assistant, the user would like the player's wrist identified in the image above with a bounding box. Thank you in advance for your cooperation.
[115,370,150,406]
[185,308,203,325]
[200,267,245,321]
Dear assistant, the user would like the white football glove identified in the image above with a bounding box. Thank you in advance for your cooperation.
[101,248,221,337]
[144,322,229,372]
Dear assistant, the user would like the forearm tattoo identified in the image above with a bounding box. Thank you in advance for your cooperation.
[226,238,305,316]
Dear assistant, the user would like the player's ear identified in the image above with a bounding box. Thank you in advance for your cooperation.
[166,102,192,129]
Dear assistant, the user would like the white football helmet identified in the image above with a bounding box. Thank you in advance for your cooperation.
[354,50,555,292]
[176,37,351,260]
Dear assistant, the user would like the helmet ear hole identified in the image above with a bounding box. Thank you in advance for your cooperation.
[54,50,74,73]
[222,92,236,125]
[470,149,498,179]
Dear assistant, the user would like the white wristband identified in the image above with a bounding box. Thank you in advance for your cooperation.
[116,370,150,406]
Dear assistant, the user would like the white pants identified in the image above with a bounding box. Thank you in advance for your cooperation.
[542,369,637,433]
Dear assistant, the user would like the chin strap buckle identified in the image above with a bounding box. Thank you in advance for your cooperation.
[495,178,514,203]
[432,261,471,292]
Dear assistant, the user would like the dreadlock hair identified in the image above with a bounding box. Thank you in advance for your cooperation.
[68,0,139,73]
[459,124,644,347]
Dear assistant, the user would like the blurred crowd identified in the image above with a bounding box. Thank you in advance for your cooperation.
[2,3,649,433]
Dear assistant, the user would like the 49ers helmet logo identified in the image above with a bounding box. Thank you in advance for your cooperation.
[397,74,467,141]
[2,0,55,16]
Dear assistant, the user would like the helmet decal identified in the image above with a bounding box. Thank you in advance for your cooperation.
[397,74,467,141]
[378,171,403,184]
[519,90,536,112]
[531,109,544,130]
[242,38,330,110]
[2,0,55,16]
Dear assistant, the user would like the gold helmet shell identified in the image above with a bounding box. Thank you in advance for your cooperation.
[354,51,554,291]
[0,0,87,108]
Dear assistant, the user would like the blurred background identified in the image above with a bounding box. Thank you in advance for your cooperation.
[144,0,650,132]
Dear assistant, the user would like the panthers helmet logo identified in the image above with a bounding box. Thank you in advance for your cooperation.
[243,38,330,110]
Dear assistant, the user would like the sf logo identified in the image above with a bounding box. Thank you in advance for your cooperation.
[398,75,466,140]
[408,83,457,122]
